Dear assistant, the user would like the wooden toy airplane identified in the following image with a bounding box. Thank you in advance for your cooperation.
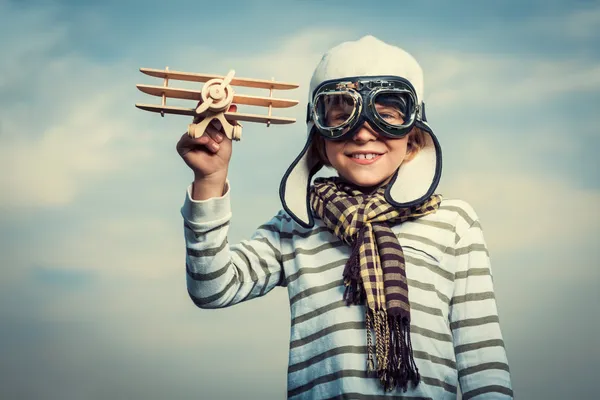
[135,67,299,141]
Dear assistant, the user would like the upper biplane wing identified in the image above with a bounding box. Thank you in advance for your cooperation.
[139,68,299,90]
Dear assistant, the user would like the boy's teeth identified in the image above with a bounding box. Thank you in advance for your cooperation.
[352,153,378,159]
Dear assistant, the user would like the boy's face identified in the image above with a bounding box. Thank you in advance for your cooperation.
[323,102,410,188]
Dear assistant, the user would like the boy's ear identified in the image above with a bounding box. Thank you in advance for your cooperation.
[404,149,417,162]
[404,127,427,161]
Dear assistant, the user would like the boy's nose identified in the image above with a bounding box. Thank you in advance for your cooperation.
[352,122,379,142]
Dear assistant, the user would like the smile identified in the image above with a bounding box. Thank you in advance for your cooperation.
[347,152,384,164]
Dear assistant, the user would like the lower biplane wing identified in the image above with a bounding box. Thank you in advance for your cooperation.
[140,68,299,90]
[135,103,296,124]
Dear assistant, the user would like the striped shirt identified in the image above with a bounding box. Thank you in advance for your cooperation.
[181,184,513,399]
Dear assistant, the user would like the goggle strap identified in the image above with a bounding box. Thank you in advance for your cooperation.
[306,103,311,123]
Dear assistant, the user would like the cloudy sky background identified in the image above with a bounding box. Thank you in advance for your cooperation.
[1,0,598,399]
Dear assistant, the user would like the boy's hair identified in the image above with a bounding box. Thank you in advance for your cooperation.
[309,126,427,167]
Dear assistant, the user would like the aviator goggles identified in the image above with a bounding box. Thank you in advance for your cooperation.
[308,76,422,140]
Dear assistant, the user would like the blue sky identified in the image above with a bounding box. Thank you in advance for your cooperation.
[1,0,599,399]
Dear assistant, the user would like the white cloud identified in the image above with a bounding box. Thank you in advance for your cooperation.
[438,133,600,253]
[443,170,599,251]
[27,215,183,278]
[0,89,152,209]
[420,50,600,110]
[535,5,600,40]
[164,26,356,116]
[0,5,155,210]
[0,1,66,91]
[413,7,600,112]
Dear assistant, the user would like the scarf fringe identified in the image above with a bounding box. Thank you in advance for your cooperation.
[368,309,421,392]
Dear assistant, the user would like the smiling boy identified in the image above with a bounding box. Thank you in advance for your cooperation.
[177,35,513,399]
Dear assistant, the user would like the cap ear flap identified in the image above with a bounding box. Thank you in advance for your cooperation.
[279,129,322,228]
[385,125,442,207]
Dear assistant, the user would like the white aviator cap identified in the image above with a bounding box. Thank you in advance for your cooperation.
[279,35,442,227]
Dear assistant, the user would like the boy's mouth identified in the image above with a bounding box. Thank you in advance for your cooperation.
[346,151,384,164]
[350,153,381,160]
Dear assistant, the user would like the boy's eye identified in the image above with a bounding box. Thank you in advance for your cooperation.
[327,112,351,125]
[334,113,350,120]
[377,110,404,124]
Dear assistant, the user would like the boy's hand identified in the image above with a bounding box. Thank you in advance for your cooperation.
[176,103,238,199]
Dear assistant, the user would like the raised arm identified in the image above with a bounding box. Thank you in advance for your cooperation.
[450,218,513,399]
[181,182,285,308]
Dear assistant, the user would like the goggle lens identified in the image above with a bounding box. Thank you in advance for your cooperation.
[313,92,358,129]
[372,91,412,127]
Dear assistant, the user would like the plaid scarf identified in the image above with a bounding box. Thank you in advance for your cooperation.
[309,177,442,392]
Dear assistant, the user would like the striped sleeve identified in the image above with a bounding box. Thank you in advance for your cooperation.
[180,183,284,309]
[450,218,513,399]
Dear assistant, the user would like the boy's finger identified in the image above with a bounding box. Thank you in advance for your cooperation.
[211,119,223,131]
[228,104,238,126]
[205,126,225,144]
[186,136,220,153]
[204,137,220,153]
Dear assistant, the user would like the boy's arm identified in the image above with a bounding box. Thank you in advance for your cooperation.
[450,219,513,399]
[181,182,284,309]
